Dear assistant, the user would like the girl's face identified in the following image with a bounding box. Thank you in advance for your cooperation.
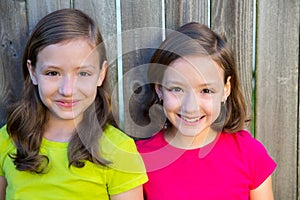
[27,39,107,123]
[156,55,231,140]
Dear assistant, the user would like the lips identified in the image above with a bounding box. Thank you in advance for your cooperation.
[178,114,205,123]
[55,99,79,108]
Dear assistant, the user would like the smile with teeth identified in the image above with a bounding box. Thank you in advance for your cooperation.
[179,114,204,123]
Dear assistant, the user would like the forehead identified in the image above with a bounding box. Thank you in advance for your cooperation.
[38,39,95,55]
[36,39,100,67]
[163,55,224,85]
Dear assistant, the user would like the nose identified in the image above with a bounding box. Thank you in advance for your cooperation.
[181,91,200,114]
[58,75,75,96]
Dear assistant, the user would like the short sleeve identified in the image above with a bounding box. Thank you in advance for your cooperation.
[247,134,277,189]
[106,139,148,195]
[100,125,148,195]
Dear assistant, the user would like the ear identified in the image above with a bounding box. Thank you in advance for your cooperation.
[97,60,108,86]
[223,76,231,101]
[27,60,38,85]
[155,84,163,99]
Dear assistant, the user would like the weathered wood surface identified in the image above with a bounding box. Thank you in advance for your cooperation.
[0,51,7,127]
[27,0,70,33]
[211,0,254,131]
[255,0,299,199]
[0,0,299,198]
[121,0,163,138]
[166,0,208,29]
[0,0,28,127]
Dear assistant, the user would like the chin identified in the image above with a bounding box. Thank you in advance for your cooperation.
[178,124,211,136]
[52,112,83,122]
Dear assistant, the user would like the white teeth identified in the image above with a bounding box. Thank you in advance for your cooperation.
[181,116,201,123]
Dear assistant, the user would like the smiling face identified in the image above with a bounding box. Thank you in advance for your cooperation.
[155,55,231,144]
[27,38,107,124]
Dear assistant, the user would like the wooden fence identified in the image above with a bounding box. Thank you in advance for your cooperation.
[0,0,299,199]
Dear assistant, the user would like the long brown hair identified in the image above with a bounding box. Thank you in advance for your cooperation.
[148,22,248,133]
[7,8,112,173]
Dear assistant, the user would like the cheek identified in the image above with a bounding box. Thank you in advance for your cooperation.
[211,101,221,115]
[37,80,56,98]
[77,84,99,104]
[76,75,99,89]
[201,96,222,114]
[78,80,98,94]
[36,83,57,108]
[162,94,181,111]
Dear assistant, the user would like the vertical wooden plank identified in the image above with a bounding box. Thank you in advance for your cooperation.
[121,0,163,137]
[256,0,299,199]
[74,0,118,126]
[299,80,300,200]
[0,52,6,127]
[0,0,28,127]
[166,0,208,30]
[211,0,254,130]
[27,0,70,33]
[299,78,300,200]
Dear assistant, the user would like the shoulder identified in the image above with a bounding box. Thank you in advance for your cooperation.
[219,130,276,166]
[223,129,252,140]
[0,125,15,170]
[101,124,146,173]
[101,124,138,155]
[222,130,268,152]
[221,130,276,189]
[0,125,14,151]
[0,125,9,140]
[103,124,134,145]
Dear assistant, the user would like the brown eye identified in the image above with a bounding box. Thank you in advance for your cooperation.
[172,87,182,92]
[46,71,59,76]
[79,72,91,77]
[202,89,213,94]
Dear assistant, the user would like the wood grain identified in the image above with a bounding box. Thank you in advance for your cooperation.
[166,0,208,30]
[0,1,299,197]
[0,0,28,127]
[0,50,8,127]
[26,0,70,33]
[211,0,254,131]
[255,0,299,199]
[120,0,164,137]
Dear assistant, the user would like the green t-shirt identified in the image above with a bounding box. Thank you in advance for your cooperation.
[0,124,148,199]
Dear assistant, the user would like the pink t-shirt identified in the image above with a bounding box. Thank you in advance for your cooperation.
[136,130,276,200]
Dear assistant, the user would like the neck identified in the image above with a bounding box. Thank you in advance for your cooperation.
[164,127,218,149]
[43,116,79,142]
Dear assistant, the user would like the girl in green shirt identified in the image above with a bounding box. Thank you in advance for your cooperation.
[0,8,147,200]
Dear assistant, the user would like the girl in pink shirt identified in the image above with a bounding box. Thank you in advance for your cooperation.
[136,22,276,200]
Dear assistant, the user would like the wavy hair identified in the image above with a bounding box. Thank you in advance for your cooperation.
[147,22,248,133]
[7,8,113,173]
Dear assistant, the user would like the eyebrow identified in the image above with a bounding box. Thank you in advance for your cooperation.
[76,65,98,70]
[38,65,60,73]
[41,65,97,70]
[164,80,217,87]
